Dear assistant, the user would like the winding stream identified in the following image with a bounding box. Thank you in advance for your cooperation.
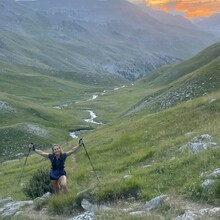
[84,110,103,125]
[69,110,103,139]
[69,85,127,138]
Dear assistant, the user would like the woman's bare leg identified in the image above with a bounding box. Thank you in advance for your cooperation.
[51,180,61,194]
[59,175,68,193]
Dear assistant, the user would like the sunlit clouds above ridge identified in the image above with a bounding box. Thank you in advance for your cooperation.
[130,0,220,18]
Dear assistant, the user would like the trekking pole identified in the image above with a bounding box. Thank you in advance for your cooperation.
[80,138,100,184]
[17,144,32,186]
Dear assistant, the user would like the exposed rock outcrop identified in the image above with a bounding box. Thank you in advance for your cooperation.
[179,134,217,153]
[201,167,220,189]
[0,197,33,218]
[0,101,16,113]
[175,207,220,220]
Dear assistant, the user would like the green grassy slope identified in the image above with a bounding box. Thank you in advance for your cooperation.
[128,42,220,113]
[0,43,219,219]
[140,42,220,87]
[1,86,219,206]
[0,60,126,162]
[0,30,127,85]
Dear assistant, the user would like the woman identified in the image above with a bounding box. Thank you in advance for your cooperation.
[29,139,83,194]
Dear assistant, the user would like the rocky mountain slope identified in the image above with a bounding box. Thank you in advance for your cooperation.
[134,2,220,39]
[137,3,195,29]
[0,0,218,81]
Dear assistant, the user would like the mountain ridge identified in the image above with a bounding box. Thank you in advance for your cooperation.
[196,13,220,37]
[0,0,218,81]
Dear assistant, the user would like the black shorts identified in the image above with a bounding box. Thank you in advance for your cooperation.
[50,170,66,181]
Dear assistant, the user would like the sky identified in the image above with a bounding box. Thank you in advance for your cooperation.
[132,0,220,18]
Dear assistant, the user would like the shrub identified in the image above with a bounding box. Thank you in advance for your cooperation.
[97,179,141,202]
[23,168,53,199]
[48,193,80,215]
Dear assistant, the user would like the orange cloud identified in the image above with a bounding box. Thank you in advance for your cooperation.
[146,0,220,18]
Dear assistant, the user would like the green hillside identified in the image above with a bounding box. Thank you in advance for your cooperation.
[128,42,220,113]
[0,60,126,162]
[139,42,220,86]
[0,43,219,219]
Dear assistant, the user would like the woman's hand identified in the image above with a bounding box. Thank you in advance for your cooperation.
[79,138,84,146]
[29,143,35,151]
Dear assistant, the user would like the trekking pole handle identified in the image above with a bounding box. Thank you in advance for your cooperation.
[29,143,35,151]
[79,138,84,146]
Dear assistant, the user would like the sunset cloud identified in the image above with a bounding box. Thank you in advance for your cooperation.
[146,0,220,18]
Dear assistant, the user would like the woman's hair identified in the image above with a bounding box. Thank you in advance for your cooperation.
[52,144,64,157]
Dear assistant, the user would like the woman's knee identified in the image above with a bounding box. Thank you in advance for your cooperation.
[59,176,68,188]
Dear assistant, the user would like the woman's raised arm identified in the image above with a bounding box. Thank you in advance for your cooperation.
[29,143,49,158]
[66,139,83,157]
